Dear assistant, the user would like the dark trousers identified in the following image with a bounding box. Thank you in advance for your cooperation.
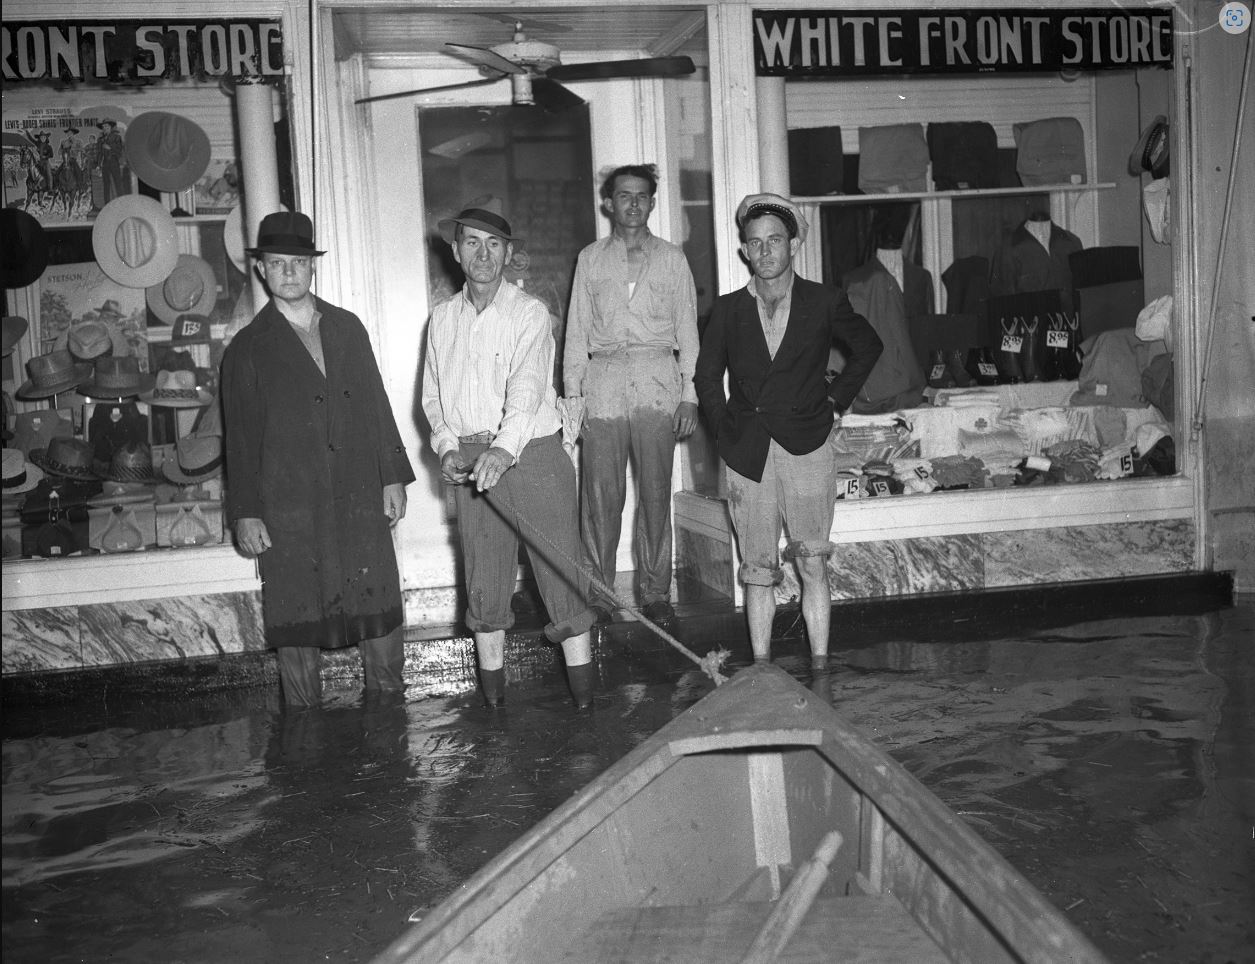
[276,625,405,707]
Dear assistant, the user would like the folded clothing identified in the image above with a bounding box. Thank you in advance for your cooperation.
[1014,117,1086,186]
[858,124,930,193]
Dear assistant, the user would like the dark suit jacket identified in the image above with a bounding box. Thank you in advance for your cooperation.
[694,275,882,483]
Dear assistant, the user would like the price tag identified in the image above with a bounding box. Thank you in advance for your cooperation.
[870,479,890,496]
[1000,334,1023,353]
[929,364,946,380]
[1119,453,1134,476]
[840,477,861,500]
[978,362,999,378]
[1095,383,1108,397]
[1046,329,1069,349]
[913,465,933,481]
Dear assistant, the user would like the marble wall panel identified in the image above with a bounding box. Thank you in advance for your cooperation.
[1,607,81,673]
[982,520,1195,588]
[776,534,985,602]
[79,592,265,667]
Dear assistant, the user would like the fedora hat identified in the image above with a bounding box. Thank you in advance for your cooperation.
[125,111,211,192]
[65,321,115,361]
[88,480,158,506]
[30,437,97,480]
[245,211,325,258]
[1,209,50,289]
[94,441,159,483]
[2,315,28,355]
[16,350,93,400]
[139,369,213,408]
[146,254,218,325]
[92,195,180,288]
[163,433,223,484]
[78,355,155,399]
[437,196,524,247]
[1128,115,1169,179]
[2,448,44,495]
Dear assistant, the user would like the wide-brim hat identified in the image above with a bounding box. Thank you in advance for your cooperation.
[437,196,524,247]
[93,441,159,483]
[78,355,156,399]
[64,320,115,361]
[1,209,50,289]
[146,254,218,325]
[125,111,212,193]
[17,350,94,400]
[162,433,223,484]
[1128,115,1170,179]
[736,193,809,245]
[92,195,180,288]
[88,481,157,506]
[245,211,325,258]
[2,449,44,495]
[30,437,97,480]
[3,315,29,355]
[139,368,213,408]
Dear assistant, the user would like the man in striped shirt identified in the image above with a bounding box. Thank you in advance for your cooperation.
[422,199,597,710]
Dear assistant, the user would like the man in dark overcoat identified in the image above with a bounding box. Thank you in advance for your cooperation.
[222,211,415,706]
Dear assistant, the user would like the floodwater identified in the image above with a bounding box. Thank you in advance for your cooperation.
[3,597,1252,963]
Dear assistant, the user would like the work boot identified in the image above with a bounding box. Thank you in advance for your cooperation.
[566,661,597,711]
[478,667,505,708]
[925,349,953,390]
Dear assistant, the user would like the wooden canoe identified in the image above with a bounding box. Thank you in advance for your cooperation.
[375,664,1108,964]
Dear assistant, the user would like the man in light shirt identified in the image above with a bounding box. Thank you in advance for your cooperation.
[422,199,597,710]
[563,164,699,624]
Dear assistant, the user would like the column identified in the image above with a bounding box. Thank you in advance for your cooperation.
[233,79,282,313]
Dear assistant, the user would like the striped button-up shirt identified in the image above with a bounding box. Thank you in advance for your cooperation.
[422,280,562,461]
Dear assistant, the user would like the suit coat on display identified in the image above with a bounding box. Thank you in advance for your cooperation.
[695,276,882,483]
[989,220,1083,313]
[221,298,415,650]
[842,258,933,413]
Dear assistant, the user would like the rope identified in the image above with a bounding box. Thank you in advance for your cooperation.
[481,482,730,686]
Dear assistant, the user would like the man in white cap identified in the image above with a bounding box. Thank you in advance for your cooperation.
[694,194,882,667]
[222,211,415,707]
[422,199,598,710]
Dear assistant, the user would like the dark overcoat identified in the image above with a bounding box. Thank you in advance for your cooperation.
[221,298,415,649]
[694,276,882,483]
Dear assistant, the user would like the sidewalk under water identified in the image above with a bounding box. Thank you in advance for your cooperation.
[3,588,1252,963]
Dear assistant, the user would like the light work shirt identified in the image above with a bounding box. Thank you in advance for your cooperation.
[748,272,795,360]
[422,280,562,461]
[563,230,699,403]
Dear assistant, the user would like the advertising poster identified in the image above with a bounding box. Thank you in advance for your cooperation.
[2,105,134,225]
[38,261,149,369]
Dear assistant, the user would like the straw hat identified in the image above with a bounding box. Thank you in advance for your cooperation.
[2,448,44,495]
[78,355,155,399]
[139,369,213,408]
[125,111,212,192]
[162,433,224,484]
[30,437,97,480]
[92,195,180,288]
[94,441,160,483]
[146,254,217,325]
[16,350,93,400]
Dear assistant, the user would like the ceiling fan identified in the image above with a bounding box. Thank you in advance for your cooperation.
[356,22,695,111]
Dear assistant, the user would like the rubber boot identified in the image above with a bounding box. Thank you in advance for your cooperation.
[478,667,505,708]
[566,661,596,711]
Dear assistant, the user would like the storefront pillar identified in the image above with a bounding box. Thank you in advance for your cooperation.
[234,78,283,311]
[755,76,789,195]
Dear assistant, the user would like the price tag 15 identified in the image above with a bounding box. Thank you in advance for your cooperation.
[840,477,861,500]
[913,465,933,482]
[870,479,890,496]
[1119,453,1134,476]
[1000,334,1023,353]
[1046,329,1069,349]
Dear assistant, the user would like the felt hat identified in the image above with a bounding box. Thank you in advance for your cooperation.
[170,314,214,345]
[65,321,115,361]
[146,254,218,325]
[139,369,213,408]
[2,315,28,356]
[438,196,524,246]
[92,195,180,288]
[16,350,93,400]
[162,432,224,484]
[245,211,325,258]
[94,441,159,483]
[30,437,97,480]
[1128,115,1169,179]
[2,448,44,495]
[736,193,809,244]
[78,355,155,399]
[125,111,212,192]
[1,209,50,288]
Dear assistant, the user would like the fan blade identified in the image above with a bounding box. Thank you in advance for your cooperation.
[531,77,585,113]
[445,42,526,75]
[546,55,696,82]
[355,77,499,105]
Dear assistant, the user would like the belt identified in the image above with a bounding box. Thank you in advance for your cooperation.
[459,432,495,444]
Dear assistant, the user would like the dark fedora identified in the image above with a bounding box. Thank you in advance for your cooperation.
[437,196,524,247]
[1128,115,1169,179]
[17,350,93,400]
[30,437,97,480]
[78,355,156,399]
[245,211,325,257]
[1,209,50,289]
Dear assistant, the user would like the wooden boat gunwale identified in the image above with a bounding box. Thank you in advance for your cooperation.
[376,664,1108,964]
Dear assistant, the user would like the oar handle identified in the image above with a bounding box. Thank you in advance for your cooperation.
[738,830,844,964]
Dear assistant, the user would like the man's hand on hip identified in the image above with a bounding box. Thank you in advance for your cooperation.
[673,401,699,441]
[235,517,271,556]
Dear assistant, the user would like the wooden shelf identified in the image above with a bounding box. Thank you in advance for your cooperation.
[793,183,1117,205]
